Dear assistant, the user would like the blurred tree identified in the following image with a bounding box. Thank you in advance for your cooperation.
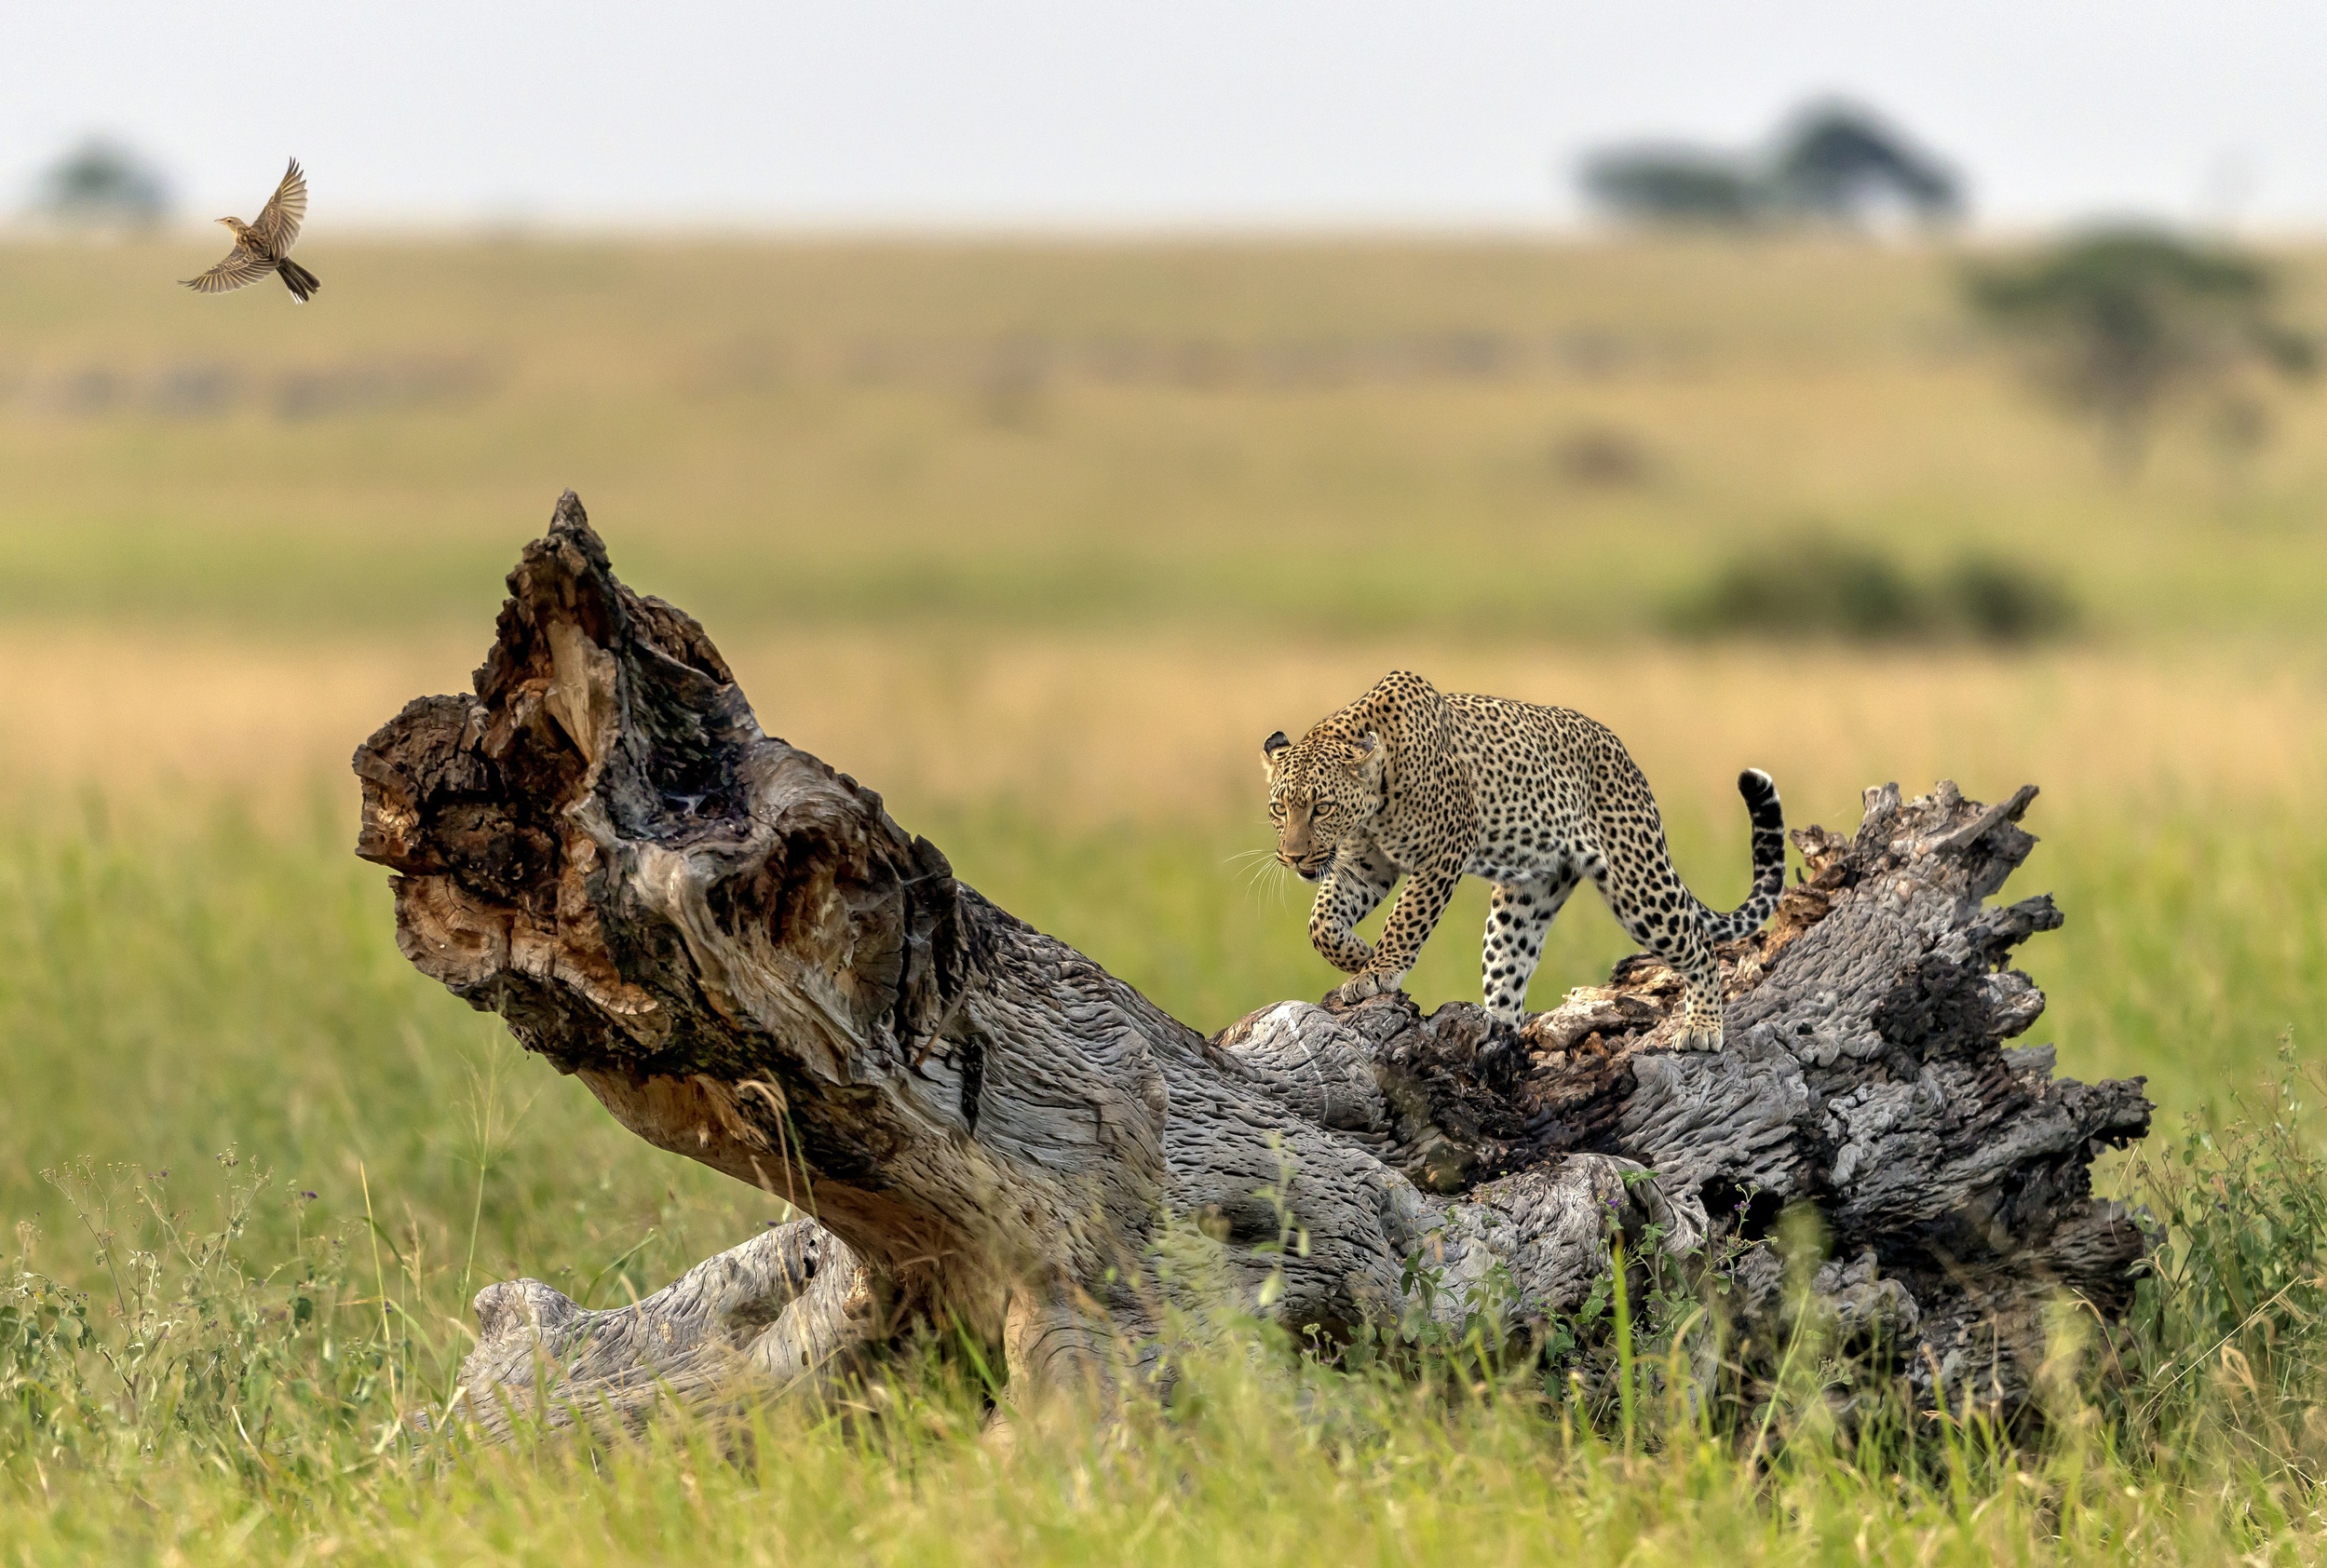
[1578,144,1756,228]
[1578,100,1961,232]
[1762,101,1960,226]
[1964,227,2316,477]
[34,137,172,229]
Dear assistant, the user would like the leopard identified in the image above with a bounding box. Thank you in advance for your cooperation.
[1261,669,1785,1050]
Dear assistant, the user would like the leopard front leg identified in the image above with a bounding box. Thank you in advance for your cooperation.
[1481,870,1579,1024]
[1306,845,1400,976]
[1327,857,1461,1010]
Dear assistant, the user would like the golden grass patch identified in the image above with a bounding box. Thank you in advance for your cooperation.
[6,627,2319,834]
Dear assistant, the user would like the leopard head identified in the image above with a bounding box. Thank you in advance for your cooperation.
[1262,727,1385,881]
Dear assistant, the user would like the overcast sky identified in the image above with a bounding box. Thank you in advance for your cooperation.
[7,1,2326,232]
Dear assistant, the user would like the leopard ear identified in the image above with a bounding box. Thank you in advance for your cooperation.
[1346,732,1379,763]
[1261,730,1290,777]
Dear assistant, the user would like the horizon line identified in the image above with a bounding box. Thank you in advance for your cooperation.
[6,214,2320,246]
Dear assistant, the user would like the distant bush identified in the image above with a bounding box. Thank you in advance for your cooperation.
[1549,426,1653,487]
[1666,531,2077,645]
[31,136,171,229]
[1940,555,2079,642]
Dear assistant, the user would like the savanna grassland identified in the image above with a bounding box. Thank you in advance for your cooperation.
[6,234,2327,1563]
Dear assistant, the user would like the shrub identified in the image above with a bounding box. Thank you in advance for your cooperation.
[1666,530,2077,645]
[1549,426,1653,487]
[1942,555,2079,643]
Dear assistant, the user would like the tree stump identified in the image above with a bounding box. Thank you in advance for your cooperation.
[353,493,2152,1432]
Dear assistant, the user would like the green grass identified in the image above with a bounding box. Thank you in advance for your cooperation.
[7,788,2319,1266]
[8,234,2327,1560]
[7,990,2327,1566]
[4,753,2325,1564]
[5,1301,2320,1566]
[1,784,2321,1568]
[0,792,757,1308]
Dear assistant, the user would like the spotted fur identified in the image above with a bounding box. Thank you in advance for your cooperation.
[1262,670,1785,1049]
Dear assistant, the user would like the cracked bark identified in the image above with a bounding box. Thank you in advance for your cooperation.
[354,493,2152,1432]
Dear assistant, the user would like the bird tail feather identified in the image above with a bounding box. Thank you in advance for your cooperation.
[278,259,321,303]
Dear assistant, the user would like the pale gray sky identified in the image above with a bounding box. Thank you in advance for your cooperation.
[7,0,2325,231]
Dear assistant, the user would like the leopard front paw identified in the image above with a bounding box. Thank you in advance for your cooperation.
[1675,1022,1725,1053]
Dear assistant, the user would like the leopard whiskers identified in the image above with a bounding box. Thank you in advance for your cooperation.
[1256,856,1300,912]
[1229,844,1297,909]
[1225,845,1277,886]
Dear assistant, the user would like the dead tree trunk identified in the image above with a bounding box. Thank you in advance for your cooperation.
[354,493,2151,1433]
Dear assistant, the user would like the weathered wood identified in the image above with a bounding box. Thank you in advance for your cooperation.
[453,1221,872,1438]
[354,493,2150,1428]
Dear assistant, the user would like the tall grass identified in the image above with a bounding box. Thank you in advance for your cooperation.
[0,791,756,1307]
[5,784,2320,1264]
[8,1095,2327,1566]
[2,736,2323,1560]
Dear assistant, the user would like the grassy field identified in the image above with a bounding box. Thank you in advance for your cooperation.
[6,235,2327,1561]
[7,235,2327,640]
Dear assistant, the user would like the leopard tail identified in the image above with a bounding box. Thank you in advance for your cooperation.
[1699,768,1785,942]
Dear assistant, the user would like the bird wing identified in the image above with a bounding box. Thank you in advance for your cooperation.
[181,246,274,294]
[247,158,308,253]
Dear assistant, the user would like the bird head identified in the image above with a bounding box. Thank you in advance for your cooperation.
[217,217,250,236]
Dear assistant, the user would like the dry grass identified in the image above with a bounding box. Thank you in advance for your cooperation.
[736,632,2327,829]
[0,629,471,806]
[8,626,2322,832]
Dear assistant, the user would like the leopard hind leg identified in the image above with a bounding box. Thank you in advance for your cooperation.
[1585,836,1726,1051]
[1481,869,1579,1024]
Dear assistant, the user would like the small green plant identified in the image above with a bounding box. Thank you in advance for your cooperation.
[2121,1038,2327,1473]
[1,1258,90,1443]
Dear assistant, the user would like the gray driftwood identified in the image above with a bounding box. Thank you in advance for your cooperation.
[353,493,2151,1431]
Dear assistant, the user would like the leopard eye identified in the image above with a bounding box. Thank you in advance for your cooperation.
[1315,802,1337,818]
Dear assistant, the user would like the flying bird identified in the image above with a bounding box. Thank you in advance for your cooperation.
[182,158,319,303]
